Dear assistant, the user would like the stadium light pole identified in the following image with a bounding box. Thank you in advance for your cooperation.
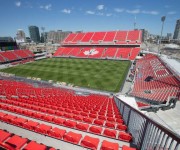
[158,16,166,54]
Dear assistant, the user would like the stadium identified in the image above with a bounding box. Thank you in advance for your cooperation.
[0,29,179,150]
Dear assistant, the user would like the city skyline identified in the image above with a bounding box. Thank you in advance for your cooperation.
[0,0,179,37]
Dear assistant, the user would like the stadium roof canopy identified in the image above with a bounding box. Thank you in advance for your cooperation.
[160,54,180,76]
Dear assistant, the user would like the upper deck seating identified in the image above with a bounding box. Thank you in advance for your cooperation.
[62,30,141,45]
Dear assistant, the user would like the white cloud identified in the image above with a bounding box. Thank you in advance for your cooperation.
[40,4,52,10]
[15,1,21,7]
[62,9,71,14]
[106,13,112,17]
[97,5,104,10]
[86,10,95,15]
[167,11,176,15]
[114,8,124,13]
[142,10,159,15]
[126,9,140,14]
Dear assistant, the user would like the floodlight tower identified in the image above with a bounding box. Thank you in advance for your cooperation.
[158,16,166,54]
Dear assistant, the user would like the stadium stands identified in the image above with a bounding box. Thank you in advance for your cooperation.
[0,79,137,149]
[62,30,141,45]
[130,54,180,103]
[54,47,140,60]
[54,30,141,61]
[0,50,34,64]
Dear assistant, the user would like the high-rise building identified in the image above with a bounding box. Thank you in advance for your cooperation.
[28,26,40,43]
[173,19,180,40]
[41,32,48,43]
[140,29,149,42]
[16,29,26,43]
[167,33,172,40]
[47,30,71,43]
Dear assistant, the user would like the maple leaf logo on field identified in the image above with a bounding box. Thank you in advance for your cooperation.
[84,49,99,55]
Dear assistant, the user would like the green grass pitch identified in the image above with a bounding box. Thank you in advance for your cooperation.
[1,58,131,92]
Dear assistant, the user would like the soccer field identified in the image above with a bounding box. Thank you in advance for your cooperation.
[1,58,131,92]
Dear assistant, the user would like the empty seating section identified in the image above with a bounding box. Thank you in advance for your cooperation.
[102,48,117,58]
[103,32,116,42]
[24,50,34,57]
[130,54,180,103]
[54,47,140,60]
[62,30,141,45]
[72,33,85,43]
[114,31,127,43]
[53,47,65,56]
[91,32,106,43]
[0,50,34,64]
[0,129,54,150]
[68,47,81,56]
[129,48,140,60]
[0,79,138,149]
[0,51,18,61]
[54,30,141,60]
[64,33,77,43]
[127,30,141,42]
[14,50,30,58]
[116,48,131,59]
[81,32,94,42]
[60,47,73,56]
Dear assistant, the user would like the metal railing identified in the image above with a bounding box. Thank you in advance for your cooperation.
[114,96,180,150]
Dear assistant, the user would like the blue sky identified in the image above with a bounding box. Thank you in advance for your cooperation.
[0,0,179,38]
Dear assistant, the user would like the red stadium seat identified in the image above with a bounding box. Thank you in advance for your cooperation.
[76,122,89,131]
[63,120,76,128]
[48,127,66,139]
[119,132,132,142]
[94,119,104,126]
[63,131,82,144]
[0,130,11,142]
[105,122,116,128]
[5,135,28,149]
[117,124,127,131]
[81,135,99,150]
[107,117,115,122]
[43,115,54,122]
[23,141,47,150]
[53,117,65,125]
[122,145,136,150]
[23,120,39,130]
[103,128,117,138]
[89,126,103,134]
[116,118,124,124]
[35,124,52,134]
[89,114,97,118]
[101,140,119,150]
[73,115,83,121]
[98,115,106,120]
[14,118,28,126]
[0,112,6,120]
[3,114,17,123]
[83,117,94,124]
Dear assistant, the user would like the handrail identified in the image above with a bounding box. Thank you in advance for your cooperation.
[114,95,180,150]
